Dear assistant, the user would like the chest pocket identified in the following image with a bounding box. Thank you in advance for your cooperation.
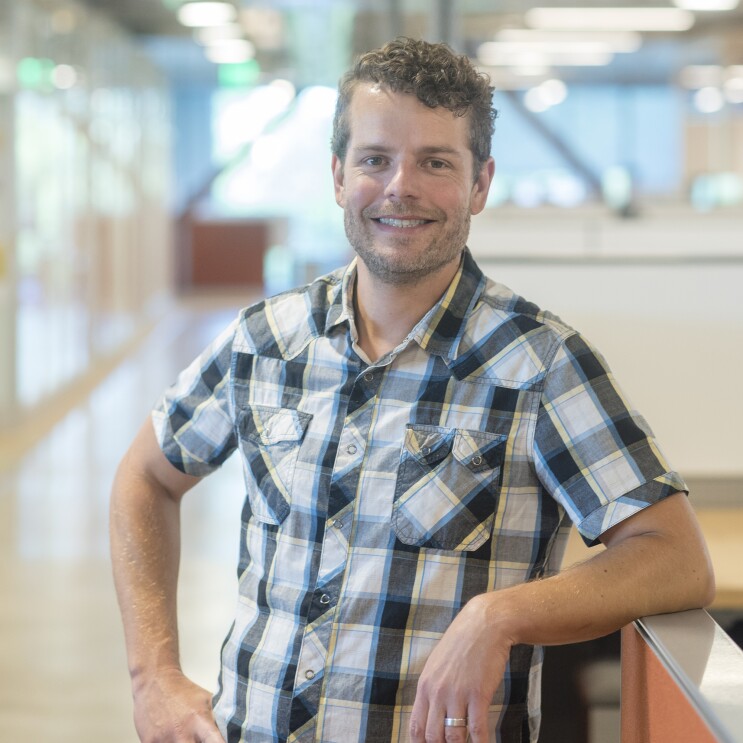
[237,405,312,525]
[392,424,507,551]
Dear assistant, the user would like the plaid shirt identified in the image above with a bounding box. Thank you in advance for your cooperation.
[153,250,685,743]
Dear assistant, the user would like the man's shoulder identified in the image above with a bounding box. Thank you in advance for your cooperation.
[232,266,346,359]
[474,276,576,338]
[453,275,578,386]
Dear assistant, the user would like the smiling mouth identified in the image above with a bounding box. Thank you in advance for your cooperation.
[374,217,433,228]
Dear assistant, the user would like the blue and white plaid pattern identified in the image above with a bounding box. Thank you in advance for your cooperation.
[153,250,686,743]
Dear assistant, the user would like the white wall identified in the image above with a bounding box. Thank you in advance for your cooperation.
[469,208,743,478]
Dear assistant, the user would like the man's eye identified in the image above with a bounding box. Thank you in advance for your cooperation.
[428,159,448,169]
[364,156,385,167]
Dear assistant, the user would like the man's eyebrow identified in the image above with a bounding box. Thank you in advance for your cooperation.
[351,144,464,158]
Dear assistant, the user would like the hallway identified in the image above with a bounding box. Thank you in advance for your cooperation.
[0,296,255,742]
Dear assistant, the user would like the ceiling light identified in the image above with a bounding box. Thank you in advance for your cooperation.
[496,29,642,53]
[204,39,256,64]
[524,87,552,113]
[525,7,695,32]
[523,79,569,113]
[52,64,78,89]
[693,86,725,112]
[478,42,614,67]
[194,23,244,45]
[177,2,237,28]
[673,0,738,9]
[540,79,568,105]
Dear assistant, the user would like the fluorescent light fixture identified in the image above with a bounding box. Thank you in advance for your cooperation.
[177,2,237,28]
[478,42,614,67]
[509,64,551,77]
[204,39,255,64]
[194,23,244,45]
[483,41,614,54]
[673,0,738,9]
[525,7,695,31]
[495,29,642,53]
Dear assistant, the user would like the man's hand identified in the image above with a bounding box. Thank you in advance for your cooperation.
[409,593,513,743]
[132,667,226,743]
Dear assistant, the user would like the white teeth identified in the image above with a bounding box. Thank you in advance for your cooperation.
[377,217,428,228]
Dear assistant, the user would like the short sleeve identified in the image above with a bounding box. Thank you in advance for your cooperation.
[533,332,687,546]
[151,318,239,476]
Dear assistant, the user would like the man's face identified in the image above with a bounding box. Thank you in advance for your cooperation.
[332,83,493,287]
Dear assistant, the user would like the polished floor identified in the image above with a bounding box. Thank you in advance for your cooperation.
[0,295,255,742]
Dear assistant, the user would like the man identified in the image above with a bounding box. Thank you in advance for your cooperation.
[110,38,714,743]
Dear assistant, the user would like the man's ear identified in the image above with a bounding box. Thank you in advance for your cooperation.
[331,154,345,207]
[470,157,495,216]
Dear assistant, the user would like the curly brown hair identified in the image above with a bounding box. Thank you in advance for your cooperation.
[331,37,496,175]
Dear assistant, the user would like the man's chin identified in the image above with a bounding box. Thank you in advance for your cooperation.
[355,252,458,288]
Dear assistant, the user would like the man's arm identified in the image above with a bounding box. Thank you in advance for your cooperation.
[409,492,715,743]
[110,418,226,743]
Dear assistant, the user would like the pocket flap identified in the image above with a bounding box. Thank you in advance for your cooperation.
[452,431,507,473]
[404,425,455,467]
[241,405,312,446]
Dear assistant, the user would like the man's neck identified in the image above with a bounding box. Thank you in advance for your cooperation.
[352,258,460,364]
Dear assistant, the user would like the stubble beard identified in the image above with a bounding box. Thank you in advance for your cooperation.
[344,205,471,287]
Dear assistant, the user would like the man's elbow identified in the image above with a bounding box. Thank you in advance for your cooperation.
[682,540,716,610]
[697,557,716,609]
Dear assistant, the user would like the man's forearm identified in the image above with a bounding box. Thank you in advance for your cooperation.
[481,494,715,649]
[110,461,183,684]
[110,421,225,742]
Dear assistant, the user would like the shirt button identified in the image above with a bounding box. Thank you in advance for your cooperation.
[332,519,343,529]
[305,670,315,680]
[347,444,357,454]
[472,455,483,466]
[422,446,431,456]
[319,594,331,605]
[363,372,374,382]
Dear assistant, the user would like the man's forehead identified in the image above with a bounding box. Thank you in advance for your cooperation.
[347,83,463,125]
[346,86,469,146]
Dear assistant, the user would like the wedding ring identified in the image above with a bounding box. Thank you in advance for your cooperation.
[443,717,468,727]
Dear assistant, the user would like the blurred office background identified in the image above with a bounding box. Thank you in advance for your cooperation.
[0,1,741,741]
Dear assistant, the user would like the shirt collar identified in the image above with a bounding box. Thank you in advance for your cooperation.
[324,258,358,336]
[324,249,486,362]
[411,248,486,360]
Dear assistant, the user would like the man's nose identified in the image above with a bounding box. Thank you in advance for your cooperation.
[383,161,421,200]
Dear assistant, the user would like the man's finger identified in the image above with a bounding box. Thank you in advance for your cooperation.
[409,696,430,743]
[463,697,490,743]
[194,714,227,743]
[442,711,469,743]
